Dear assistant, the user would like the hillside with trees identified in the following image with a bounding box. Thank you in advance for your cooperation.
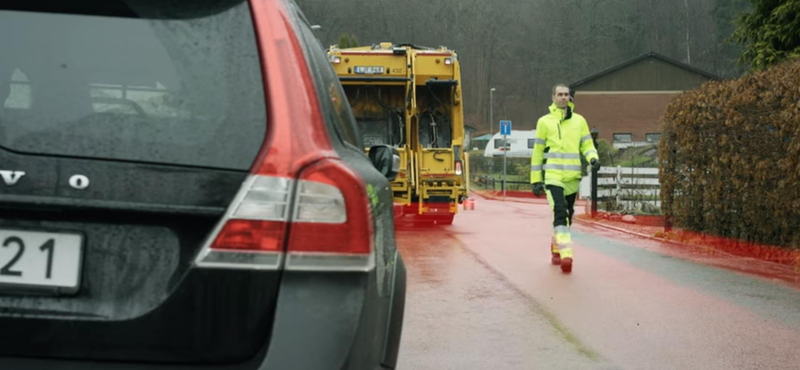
[297,0,750,132]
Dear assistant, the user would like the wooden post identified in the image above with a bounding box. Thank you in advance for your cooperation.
[591,128,599,218]
[616,166,622,206]
[591,166,598,218]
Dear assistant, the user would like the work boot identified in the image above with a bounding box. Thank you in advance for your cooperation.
[551,252,561,265]
[559,247,573,274]
[560,258,573,273]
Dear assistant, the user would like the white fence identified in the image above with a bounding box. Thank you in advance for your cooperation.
[580,166,660,211]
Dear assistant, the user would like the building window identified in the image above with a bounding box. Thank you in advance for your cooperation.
[528,139,537,149]
[613,133,632,143]
[646,133,662,143]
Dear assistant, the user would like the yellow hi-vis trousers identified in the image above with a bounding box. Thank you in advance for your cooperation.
[545,183,578,259]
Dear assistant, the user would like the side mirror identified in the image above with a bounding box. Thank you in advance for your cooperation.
[368,145,400,181]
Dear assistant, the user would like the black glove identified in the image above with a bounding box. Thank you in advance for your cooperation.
[532,182,545,197]
[590,158,600,170]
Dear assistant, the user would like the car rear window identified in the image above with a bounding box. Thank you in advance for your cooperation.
[0,0,266,170]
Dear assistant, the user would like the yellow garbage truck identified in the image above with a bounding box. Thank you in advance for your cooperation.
[327,43,469,224]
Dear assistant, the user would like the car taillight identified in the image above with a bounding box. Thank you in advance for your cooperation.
[285,159,374,271]
[211,175,292,252]
[195,160,375,272]
[210,220,285,251]
[455,160,463,176]
[195,175,292,269]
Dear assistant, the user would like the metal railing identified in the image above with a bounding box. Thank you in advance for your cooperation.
[582,166,660,214]
[474,175,529,192]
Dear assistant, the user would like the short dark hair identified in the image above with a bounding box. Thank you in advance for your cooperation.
[552,83,569,95]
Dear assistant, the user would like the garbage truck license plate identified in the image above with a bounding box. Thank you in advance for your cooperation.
[354,66,384,74]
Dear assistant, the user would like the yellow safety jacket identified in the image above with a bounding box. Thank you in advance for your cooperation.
[530,102,599,191]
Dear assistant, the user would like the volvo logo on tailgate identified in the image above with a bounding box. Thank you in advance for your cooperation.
[0,171,25,186]
[0,170,91,190]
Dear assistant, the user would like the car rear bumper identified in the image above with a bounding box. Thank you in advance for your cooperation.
[261,251,406,370]
[0,253,406,370]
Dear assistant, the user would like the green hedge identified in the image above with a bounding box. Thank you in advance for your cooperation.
[659,59,800,248]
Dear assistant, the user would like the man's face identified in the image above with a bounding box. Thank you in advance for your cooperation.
[552,86,570,109]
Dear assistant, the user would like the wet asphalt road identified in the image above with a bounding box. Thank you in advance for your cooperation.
[395,196,800,370]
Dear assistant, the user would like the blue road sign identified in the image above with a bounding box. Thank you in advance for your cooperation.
[500,120,512,135]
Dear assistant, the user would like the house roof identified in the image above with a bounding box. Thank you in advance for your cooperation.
[569,51,721,89]
[472,134,494,141]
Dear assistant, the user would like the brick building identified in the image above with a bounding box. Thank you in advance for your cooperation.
[569,52,719,148]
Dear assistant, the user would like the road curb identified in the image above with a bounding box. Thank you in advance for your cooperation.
[572,217,759,259]
[470,190,534,203]
[471,190,564,206]
[574,217,800,279]
[573,217,682,246]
